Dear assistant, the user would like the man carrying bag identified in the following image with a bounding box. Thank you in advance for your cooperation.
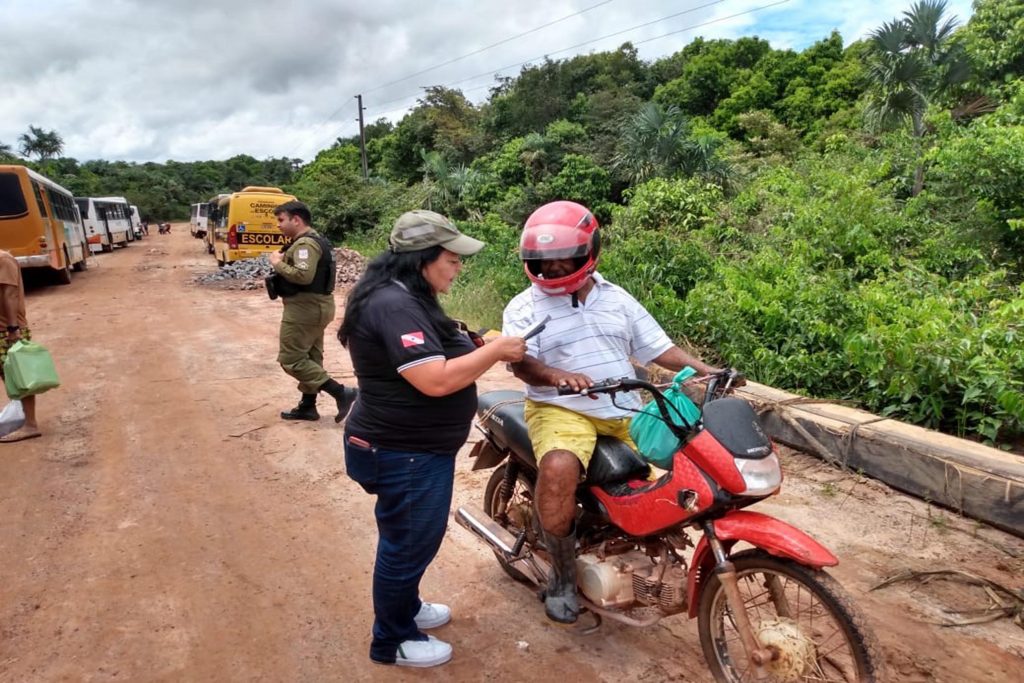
[0,249,55,444]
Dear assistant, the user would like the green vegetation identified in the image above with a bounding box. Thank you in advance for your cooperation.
[4,0,1021,447]
[322,0,1022,447]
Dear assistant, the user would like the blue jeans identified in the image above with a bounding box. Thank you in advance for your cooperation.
[344,438,456,663]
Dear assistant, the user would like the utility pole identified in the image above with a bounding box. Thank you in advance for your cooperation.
[355,94,369,180]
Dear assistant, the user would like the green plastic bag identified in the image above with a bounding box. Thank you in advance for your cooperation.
[4,340,61,400]
[629,367,702,469]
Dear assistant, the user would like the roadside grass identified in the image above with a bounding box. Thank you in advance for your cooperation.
[443,279,507,332]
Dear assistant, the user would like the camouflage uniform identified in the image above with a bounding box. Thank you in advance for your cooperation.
[273,229,336,394]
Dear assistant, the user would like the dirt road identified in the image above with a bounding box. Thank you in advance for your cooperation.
[1,227,1022,682]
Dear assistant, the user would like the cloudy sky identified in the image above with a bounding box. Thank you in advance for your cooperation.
[1,0,975,164]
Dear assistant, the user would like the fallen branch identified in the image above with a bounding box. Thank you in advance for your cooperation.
[237,402,268,417]
[871,569,1024,629]
[228,425,268,438]
[776,411,845,469]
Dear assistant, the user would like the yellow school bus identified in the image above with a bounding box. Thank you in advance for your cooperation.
[211,186,297,265]
[0,165,88,284]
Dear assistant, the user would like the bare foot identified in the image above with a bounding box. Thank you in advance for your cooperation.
[0,426,41,443]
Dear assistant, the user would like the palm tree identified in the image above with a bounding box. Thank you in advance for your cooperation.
[419,150,478,215]
[519,133,550,182]
[18,125,64,161]
[0,141,14,161]
[865,0,969,195]
[613,102,731,186]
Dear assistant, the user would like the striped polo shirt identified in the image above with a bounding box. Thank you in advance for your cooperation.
[502,273,673,419]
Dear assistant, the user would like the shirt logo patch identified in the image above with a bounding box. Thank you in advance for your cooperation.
[297,248,309,259]
[401,331,425,347]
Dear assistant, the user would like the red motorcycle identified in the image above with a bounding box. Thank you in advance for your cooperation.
[457,370,880,682]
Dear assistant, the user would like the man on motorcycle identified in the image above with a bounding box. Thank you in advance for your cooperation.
[502,200,720,624]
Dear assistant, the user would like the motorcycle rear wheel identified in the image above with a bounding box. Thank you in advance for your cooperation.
[697,550,880,683]
[483,463,537,583]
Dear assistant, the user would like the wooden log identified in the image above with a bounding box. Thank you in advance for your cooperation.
[735,382,1024,538]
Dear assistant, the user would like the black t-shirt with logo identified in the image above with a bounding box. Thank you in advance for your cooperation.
[345,282,478,454]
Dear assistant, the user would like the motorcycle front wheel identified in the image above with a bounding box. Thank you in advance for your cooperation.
[697,550,881,683]
[483,462,538,583]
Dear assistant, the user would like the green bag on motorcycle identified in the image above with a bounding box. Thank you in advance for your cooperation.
[4,340,61,400]
[629,366,701,469]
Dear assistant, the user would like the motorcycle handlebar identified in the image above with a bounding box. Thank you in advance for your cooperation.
[555,369,743,399]
[555,377,654,396]
[554,369,742,442]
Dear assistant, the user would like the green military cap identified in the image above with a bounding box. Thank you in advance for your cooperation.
[389,210,485,256]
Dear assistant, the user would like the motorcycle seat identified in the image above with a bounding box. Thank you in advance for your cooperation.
[476,391,651,485]
[477,391,536,465]
[586,437,651,486]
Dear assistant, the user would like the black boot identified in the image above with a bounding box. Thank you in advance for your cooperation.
[281,393,319,421]
[542,528,579,624]
[319,378,358,423]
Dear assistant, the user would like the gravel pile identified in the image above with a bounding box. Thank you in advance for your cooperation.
[334,247,366,287]
[195,248,367,290]
[194,255,274,286]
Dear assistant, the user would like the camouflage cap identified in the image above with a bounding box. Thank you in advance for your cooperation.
[389,210,485,256]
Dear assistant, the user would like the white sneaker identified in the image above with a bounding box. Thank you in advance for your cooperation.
[414,602,451,629]
[395,635,452,668]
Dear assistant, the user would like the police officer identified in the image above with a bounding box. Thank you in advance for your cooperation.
[269,200,356,421]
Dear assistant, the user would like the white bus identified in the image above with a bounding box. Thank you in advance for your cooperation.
[95,196,137,243]
[197,193,230,253]
[129,204,143,239]
[190,201,209,238]
[76,196,132,252]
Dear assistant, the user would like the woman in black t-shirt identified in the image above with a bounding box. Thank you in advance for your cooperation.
[338,210,525,668]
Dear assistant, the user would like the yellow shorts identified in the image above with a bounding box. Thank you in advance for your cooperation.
[524,399,636,470]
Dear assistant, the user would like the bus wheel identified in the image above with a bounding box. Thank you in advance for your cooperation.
[57,248,73,285]
[73,252,88,271]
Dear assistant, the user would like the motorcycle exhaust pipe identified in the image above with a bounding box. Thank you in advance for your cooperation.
[455,506,550,586]
[455,506,516,555]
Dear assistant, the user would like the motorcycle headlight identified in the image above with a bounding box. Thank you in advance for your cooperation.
[735,452,782,496]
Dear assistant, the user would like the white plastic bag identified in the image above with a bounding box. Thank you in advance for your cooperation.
[0,400,25,437]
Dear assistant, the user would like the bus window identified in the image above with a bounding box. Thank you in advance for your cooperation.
[0,173,28,219]
[31,181,48,217]
[54,192,75,221]
[75,198,89,219]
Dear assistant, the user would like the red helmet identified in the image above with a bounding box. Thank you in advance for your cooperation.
[519,201,600,295]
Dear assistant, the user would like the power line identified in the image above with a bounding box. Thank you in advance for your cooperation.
[440,0,734,91]
[362,0,730,117]
[363,0,788,120]
[311,0,790,157]
[632,0,791,47]
[291,1,616,159]
[364,0,617,95]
